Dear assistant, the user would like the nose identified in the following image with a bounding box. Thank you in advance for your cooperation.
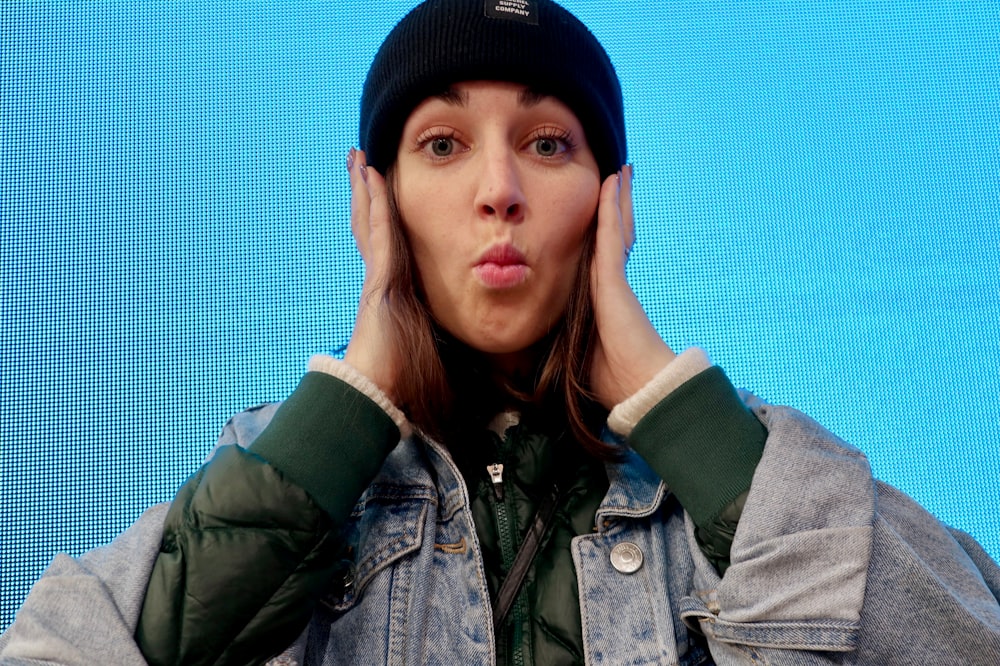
[474,146,525,223]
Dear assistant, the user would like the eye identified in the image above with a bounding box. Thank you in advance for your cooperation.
[527,128,576,158]
[429,137,454,157]
[414,129,465,161]
[534,137,561,157]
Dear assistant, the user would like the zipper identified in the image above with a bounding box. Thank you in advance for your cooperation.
[487,463,504,501]
[487,430,527,666]
[488,461,517,583]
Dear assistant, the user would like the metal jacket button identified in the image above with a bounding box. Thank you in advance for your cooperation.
[610,542,643,574]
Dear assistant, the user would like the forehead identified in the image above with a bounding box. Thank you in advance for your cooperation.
[404,80,578,123]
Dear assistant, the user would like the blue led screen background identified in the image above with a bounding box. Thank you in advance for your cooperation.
[2,1,998,630]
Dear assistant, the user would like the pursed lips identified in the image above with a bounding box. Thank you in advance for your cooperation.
[473,243,529,289]
[475,243,527,267]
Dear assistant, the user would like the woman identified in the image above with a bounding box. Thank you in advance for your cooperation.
[2,1,999,664]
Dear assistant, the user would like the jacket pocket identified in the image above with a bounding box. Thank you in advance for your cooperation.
[322,483,435,611]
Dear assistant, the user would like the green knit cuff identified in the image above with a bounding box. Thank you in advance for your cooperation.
[249,371,400,526]
[628,366,766,530]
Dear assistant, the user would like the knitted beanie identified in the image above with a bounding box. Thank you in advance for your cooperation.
[360,0,626,179]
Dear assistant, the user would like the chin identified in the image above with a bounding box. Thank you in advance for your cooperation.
[452,323,549,358]
[463,336,535,356]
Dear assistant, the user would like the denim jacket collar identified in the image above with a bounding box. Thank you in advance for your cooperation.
[368,431,667,532]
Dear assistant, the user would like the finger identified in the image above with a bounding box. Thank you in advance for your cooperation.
[348,147,372,259]
[595,170,627,273]
[621,164,635,253]
[362,162,392,274]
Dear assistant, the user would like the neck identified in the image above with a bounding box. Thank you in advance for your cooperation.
[437,329,554,409]
[485,346,544,391]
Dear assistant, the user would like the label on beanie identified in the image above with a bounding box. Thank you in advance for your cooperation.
[484,0,539,25]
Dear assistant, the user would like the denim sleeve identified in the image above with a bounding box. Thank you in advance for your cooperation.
[679,396,1000,662]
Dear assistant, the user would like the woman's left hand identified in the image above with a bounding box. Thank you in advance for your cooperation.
[589,165,676,409]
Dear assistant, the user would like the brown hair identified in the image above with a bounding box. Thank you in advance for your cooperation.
[378,164,620,460]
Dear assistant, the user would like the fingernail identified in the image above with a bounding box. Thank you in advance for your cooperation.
[347,147,356,172]
[616,170,622,191]
[359,163,369,183]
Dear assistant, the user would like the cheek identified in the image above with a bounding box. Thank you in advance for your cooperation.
[541,197,597,316]
[547,185,599,259]
[394,205,467,324]
[401,225,447,304]
[395,184,450,271]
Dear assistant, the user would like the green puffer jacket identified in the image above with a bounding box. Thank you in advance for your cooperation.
[451,413,610,665]
[135,364,766,665]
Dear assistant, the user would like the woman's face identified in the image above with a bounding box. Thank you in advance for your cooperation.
[394,80,601,360]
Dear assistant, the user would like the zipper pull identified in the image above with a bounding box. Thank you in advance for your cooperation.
[487,463,504,501]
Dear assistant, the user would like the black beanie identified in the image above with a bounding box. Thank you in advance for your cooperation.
[360,0,626,179]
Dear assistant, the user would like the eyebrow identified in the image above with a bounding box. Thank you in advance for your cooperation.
[435,88,468,106]
[518,88,546,107]
[433,86,548,108]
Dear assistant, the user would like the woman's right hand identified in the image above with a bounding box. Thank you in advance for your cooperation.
[343,148,400,400]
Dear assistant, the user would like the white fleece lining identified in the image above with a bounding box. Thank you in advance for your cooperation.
[307,354,412,439]
[488,411,521,437]
[607,347,712,436]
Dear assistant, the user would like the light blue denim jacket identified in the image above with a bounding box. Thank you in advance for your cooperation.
[3,392,1000,664]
